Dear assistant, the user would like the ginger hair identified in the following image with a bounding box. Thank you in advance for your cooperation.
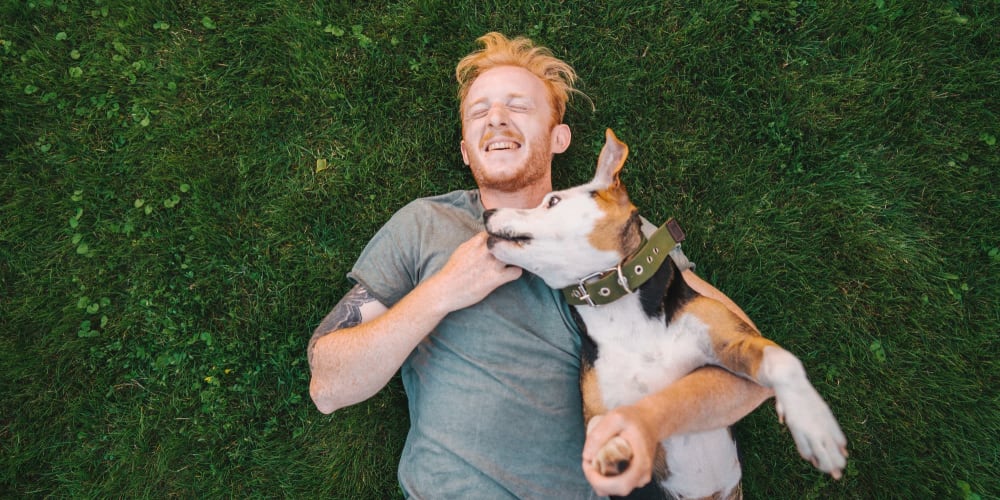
[456,32,579,126]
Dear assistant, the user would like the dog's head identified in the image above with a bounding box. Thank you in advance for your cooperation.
[484,129,642,288]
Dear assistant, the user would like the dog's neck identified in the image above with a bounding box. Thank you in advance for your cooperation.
[618,211,645,263]
[564,217,685,307]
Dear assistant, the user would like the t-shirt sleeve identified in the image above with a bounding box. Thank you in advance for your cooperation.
[347,205,422,307]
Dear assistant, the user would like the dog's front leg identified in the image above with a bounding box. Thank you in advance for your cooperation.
[685,296,848,478]
[581,365,635,476]
[756,346,848,478]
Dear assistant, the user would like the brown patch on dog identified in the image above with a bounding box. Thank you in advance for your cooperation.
[652,442,669,484]
[681,296,778,380]
[580,366,606,424]
[723,481,744,500]
[692,481,743,500]
[678,484,743,500]
[589,189,639,254]
[674,481,742,500]
[588,128,641,254]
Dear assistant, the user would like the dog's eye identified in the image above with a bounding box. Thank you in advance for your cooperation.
[547,195,561,208]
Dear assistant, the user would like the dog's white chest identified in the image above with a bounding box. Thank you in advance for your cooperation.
[578,295,715,409]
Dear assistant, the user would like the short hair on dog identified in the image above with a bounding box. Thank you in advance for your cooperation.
[456,32,580,127]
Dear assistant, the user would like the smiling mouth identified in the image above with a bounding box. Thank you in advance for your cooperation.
[484,140,522,152]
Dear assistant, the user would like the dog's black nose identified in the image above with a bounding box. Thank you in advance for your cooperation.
[483,209,496,224]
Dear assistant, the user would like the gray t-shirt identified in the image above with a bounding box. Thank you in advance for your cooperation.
[348,190,597,499]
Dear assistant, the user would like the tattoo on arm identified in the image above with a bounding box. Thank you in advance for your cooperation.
[308,284,377,366]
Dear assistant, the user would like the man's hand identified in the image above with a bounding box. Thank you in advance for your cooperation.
[429,232,522,313]
[309,232,521,414]
[580,366,773,497]
[581,406,659,497]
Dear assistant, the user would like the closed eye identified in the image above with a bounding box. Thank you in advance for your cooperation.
[508,98,531,112]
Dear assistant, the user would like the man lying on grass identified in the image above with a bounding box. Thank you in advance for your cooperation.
[308,32,771,498]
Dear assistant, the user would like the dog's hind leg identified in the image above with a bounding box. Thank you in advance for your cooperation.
[660,428,741,500]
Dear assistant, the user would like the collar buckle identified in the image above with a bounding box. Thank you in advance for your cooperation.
[573,270,606,308]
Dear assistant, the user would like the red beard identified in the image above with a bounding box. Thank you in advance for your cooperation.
[468,134,551,193]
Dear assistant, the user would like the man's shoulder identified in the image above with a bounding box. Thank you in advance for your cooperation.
[388,189,481,224]
[350,189,481,304]
[405,189,478,212]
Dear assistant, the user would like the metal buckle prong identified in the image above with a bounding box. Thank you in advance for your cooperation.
[615,263,632,294]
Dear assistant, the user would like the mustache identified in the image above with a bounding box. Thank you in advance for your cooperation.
[479,129,525,150]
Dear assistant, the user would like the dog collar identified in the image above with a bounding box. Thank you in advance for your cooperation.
[563,218,686,307]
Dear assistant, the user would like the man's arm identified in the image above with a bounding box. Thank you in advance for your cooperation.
[582,270,773,496]
[308,232,522,414]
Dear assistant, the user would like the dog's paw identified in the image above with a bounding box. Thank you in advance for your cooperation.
[776,385,848,479]
[593,435,633,476]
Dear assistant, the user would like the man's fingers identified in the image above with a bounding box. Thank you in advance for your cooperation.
[500,264,523,282]
[582,444,651,497]
[582,409,658,497]
[583,414,621,460]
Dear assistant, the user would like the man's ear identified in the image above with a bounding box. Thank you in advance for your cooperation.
[550,123,571,154]
[460,140,470,165]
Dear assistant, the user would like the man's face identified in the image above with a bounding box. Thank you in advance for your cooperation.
[460,66,558,192]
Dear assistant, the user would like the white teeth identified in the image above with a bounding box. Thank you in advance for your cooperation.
[487,142,519,152]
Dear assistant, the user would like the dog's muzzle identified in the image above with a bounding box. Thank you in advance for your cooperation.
[483,209,532,248]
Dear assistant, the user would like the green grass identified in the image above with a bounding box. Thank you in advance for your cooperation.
[2,0,997,497]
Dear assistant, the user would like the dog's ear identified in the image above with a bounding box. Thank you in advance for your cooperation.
[595,128,629,189]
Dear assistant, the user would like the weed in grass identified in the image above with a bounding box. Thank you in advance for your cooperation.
[323,24,345,37]
[958,479,984,500]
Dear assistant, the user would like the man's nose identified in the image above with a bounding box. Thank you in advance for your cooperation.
[487,104,509,127]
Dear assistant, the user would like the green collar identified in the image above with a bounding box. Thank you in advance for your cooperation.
[563,219,685,307]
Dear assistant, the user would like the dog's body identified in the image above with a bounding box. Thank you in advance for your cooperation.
[484,129,847,499]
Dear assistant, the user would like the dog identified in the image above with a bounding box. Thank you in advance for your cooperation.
[483,129,847,499]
